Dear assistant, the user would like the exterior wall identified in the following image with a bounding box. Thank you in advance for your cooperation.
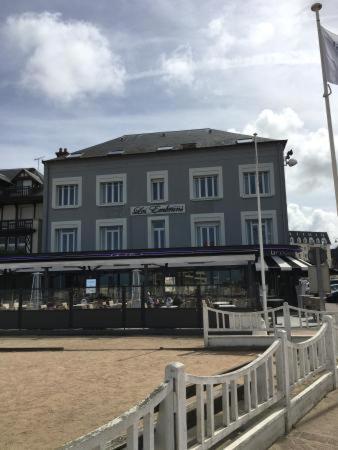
[296,243,332,268]
[2,205,16,220]
[43,142,288,252]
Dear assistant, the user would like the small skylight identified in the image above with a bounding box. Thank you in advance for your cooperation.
[157,146,173,151]
[68,153,83,158]
[236,138,253,144]
[108,150,124,155]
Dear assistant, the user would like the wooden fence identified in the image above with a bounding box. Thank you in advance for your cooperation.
[62,316,337,450]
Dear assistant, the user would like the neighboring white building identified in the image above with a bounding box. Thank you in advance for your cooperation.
[289,231,331,268]
[0,168,43,254]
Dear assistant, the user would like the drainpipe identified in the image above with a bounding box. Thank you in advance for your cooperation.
[42,163,49,252]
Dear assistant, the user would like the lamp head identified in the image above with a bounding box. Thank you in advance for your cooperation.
[311,3,322,12]
[286,158,298,167]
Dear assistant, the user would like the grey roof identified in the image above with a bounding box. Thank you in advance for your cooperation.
[0,168,43,184]
[289,230,331,245]
[47,128,285,161]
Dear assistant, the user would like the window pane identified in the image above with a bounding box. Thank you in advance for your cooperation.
[63,186,69,205]
[200,178,206,197]
[194,178,199,198]
[244,174,249,195]
[57,187,62,206]
[207,177,213,196]
[213,176,218,196]
[152,181,158,201]
[159,181,164,200]
[249,173,256,195]
[119,181,123,202]
[69,185,74,205]
[152,220,165,248]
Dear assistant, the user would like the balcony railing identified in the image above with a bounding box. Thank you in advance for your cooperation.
[0,220,34,234]
[0,186,42,199]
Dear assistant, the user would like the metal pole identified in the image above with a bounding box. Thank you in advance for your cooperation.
[315,247,325,310]
[253,133,268,326]
[311,3,338,214]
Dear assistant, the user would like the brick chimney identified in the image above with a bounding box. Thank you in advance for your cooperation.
[55,148,69,158]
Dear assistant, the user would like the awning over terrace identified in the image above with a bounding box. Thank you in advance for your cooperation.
[0,252,256,273]
[255,255,311,272]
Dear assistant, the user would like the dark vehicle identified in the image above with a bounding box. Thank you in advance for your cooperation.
[326,291,338,302]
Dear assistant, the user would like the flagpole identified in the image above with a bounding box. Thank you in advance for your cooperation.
[253,133,268,327]
[311,3,338,215]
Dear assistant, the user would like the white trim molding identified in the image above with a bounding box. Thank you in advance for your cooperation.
[50,220,81,252]
[96,218,127,250]
[238,163,275,198]
[147,215,169,248]
[190,213,225,247]
[52,177,82,209]
[96,173,127,206]
[241,210,278,244]
[189,167,223,201]
[146,170,168,203]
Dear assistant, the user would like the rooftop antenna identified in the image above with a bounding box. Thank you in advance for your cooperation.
[34,156,45,171]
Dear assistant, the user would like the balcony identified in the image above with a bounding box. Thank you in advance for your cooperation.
[0,220,34,235]
[0,186,43,204]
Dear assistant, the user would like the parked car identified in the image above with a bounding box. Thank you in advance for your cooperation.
[326,290,338,302]
[330,283,338,293]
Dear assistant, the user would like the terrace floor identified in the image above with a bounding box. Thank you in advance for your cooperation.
[0,336,256,450]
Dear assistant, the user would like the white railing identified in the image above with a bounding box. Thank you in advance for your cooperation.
[63,317,337,450]
[185,339,282,449]
[288,305,324,329]
[287,322,328,388]
[203,302,284,339]
[203,301,326,346]
[63,378,175,450]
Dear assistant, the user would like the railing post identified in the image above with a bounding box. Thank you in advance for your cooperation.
[18,289,23,330]
[164,362,187,450]
[276,329,291,432]
[323,315,337,389]
[155,364,175,450]
[283,302,291,340]
[68,289,73,329]
[202,300,208,347]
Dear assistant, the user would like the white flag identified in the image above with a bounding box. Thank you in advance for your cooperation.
[321,26,338,85]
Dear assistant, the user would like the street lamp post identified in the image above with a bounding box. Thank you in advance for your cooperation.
[253,134,268,325]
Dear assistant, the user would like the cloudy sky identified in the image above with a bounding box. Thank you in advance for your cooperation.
[1,0,338,239]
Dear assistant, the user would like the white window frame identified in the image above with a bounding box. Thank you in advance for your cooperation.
[51,221,81,252]
[190,213,225,247]
[240,210,278,245]
[189,167,223,201]
[238,163,275,198]
[147,170,168,203]
[52,177,82,209]
[96,218,127,250]
[96,174,127,206]
[147,216,169,248]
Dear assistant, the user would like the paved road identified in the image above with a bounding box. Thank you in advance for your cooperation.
[270,389,338,449]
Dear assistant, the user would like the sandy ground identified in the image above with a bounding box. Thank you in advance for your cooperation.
[0,336,256,450]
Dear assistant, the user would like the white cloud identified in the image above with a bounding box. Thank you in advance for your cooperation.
[4,12,126,103]
[243,108,304,137]
[288,203,338,242]
[243,107,336,199]
[161,45,195,86]
[249,22,275,46]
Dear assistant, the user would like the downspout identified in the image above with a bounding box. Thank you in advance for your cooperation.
[278,142,289,244]
[42,162,49,252]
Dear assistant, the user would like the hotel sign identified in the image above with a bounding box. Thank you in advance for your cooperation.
[131,204,185,216]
